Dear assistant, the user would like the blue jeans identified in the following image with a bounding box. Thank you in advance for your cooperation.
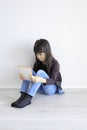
[20,70,57,97]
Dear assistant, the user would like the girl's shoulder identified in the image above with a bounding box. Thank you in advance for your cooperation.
[52,57,59,64]
[52,57,60,68]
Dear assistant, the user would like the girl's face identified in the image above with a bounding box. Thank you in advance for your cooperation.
[36,53,46,62]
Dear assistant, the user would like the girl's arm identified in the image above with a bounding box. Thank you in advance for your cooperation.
[19,73,46,83]
[29,75,46,83]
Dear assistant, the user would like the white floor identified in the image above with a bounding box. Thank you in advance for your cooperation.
[0,88,87,130]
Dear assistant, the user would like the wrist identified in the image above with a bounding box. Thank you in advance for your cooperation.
[40,78,46,83]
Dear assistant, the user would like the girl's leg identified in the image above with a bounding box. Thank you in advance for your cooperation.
[12,70,57,108]
[20,70,36,93]
[38,85,44,94]
[11,80,30,107]
[11,72,35,108]
[26,70,50,97]
[11,80,33,108]
[20,80,31,93]
[42,84,57,95]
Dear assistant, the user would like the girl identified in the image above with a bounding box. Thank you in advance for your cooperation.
[11,39,64,108]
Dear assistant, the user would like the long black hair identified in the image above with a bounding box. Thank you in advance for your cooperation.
[33,39,53,74]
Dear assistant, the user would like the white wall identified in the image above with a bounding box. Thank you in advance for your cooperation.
[0,0,87,88]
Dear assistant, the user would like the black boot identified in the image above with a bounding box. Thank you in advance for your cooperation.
[14,94,32,108]
[11,92,26,107]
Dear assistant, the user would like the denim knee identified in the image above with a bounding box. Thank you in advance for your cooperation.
[36,70,45,76]
[36,70,49,78]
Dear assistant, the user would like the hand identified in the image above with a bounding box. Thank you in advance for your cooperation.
[19,73,25,80]
[29,75,40,82]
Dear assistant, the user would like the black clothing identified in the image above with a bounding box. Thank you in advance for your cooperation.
[33,57,62,88]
